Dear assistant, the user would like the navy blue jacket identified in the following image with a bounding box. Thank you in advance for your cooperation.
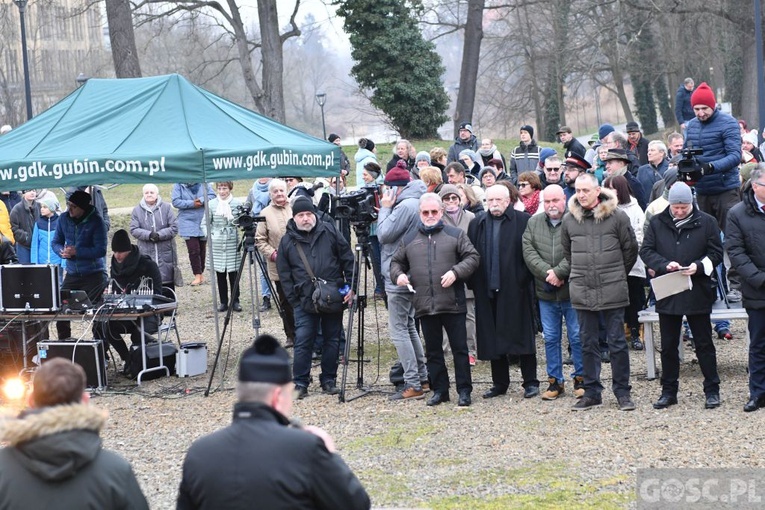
[684,109,741,195]
[675,85,694,125]
[51,206,107,276]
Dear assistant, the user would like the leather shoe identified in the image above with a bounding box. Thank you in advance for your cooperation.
[218,303,228,312]
[744,395,765,412]
[427,391,450,406]
[457,390,471,407]
[321,381,340,395]
[523,385,540,399]
[295,386,308,400]
[232,301,243,312]
[652,395,678,409]
[705,394,721,409]
[482,387,507,399]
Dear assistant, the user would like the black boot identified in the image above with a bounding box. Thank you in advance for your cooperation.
[259,296,271,312]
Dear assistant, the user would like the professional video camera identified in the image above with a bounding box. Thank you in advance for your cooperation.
[676,145,708,185]
[333,185,380,224]
[232,204,266,231]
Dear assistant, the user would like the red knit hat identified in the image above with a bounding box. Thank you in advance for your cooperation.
[384,160,411,186]
[691,82,716,110]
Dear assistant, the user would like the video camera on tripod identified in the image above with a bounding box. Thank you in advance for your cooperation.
[677,144,709,185]
[232,204,267,231]
[332,185,380,225]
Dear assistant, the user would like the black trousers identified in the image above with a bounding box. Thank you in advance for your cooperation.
[746,308,765,399]
[216,271,240,305]
[57,272,107,339]
[490,354,538,391]
[419,313,472,394]
[275,280,296,341]
[659,313,720,396]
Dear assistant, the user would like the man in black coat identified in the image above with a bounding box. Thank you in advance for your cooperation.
[468,185,539,399]
[675,77,695,129]
[726,167,765,412]
[277,196,355,399]
[557,126,586,159]
[96,229,163,373]
[178,334,371,510]
[626,121,650,166]
[640,183,723,410]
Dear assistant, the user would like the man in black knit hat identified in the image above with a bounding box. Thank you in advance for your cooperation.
[178,334,370,510]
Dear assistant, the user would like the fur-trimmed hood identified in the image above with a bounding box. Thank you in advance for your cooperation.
[567,186,619,223]
[1,404,107,482]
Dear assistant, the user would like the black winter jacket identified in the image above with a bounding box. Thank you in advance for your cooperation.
[640,206,723,315]
[178,402,370,510]
[726,186,765,309]
[277,217,355,313]
[390,221,479,317]
[10,199,39,248]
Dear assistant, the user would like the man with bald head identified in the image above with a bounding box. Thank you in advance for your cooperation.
[523,185,584,400]
[468,185,539,399]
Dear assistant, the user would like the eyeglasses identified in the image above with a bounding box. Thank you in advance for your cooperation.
[545,167,561,172]
[443,195,460,202]
[420,209,441,216]
[518,183,529,188]
[753,181,765,187]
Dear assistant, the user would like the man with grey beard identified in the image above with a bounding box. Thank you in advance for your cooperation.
[277,196,355,399]
[468,185,539,399]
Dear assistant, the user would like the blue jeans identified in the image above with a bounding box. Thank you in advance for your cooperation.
[259,270,271,298]
[539,299,583,383]
[292,306,343,388]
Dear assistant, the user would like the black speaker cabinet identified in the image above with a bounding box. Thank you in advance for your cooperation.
[37,339,107,390]
[0,265,61,312]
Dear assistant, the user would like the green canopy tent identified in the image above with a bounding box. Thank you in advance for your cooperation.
[0,74,339,191]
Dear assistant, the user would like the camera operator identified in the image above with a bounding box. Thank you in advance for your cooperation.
[683,82,742,310]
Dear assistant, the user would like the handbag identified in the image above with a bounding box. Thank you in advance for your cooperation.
[294,243,345,314]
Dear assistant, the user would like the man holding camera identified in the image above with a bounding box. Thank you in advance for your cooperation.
[683,82,742,313]
[277,196,355,399]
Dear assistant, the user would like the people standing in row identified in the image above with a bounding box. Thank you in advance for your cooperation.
[255,179,296,348]
[391,193,479,407]
[206,181,243,313]
[129,184,181,294]
[172,182,215,287]
[562,174,638,411]
[469,185,539,399]
[640,182,723,410]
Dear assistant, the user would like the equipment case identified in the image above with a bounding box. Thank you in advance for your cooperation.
[0,265,61,312]
[37,339,107,390]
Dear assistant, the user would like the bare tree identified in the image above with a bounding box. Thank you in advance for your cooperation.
[106,0,142,77]
[134,0,300,122]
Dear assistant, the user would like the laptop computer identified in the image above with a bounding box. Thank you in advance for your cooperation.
[60,289,93,312]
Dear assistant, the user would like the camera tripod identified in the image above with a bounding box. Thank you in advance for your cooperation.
[339,223,385,402]
[205,216,283,396]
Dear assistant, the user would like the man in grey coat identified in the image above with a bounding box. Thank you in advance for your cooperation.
[562,173,638,411]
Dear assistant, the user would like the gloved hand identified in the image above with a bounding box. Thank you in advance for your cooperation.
[149,232,160,242]
[701,162,714,174]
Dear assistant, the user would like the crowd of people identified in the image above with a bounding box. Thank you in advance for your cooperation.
[6,77,765,508]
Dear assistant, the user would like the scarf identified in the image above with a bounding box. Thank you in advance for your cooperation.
[485,214,505,293]
[521,190,541,215]
[478,145,497,157]
[671,207,694,230]
[215,194,234,221]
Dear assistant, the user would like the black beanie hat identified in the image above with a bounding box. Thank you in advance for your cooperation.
[111,229,132,252]
[291,196,315,217]
[520,125,534,139]
[239,335,292,384]
[68,190,91,210]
